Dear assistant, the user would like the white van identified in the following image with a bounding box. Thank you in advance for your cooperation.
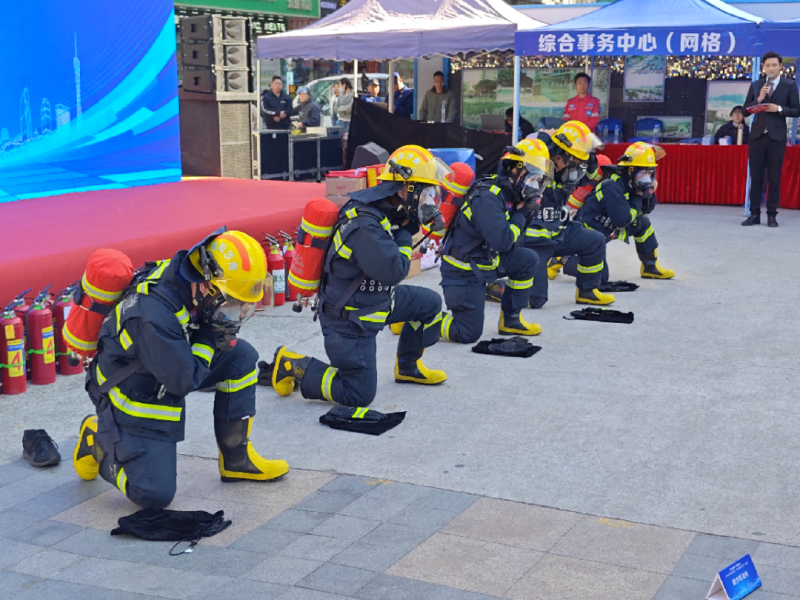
[293,73,391,122]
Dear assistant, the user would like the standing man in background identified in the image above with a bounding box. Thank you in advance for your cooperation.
[419,71,456,123]
[563,73,600,132]
[743,51,800,228]
[261,76,295,130]
[392,73,415,119]
[295,86,321,131]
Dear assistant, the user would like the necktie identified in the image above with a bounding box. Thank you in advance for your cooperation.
[737,126,743,146]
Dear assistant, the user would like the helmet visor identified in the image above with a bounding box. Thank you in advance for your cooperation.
[416,185,445,229]
[213,276,271,304]
[209,293,259,328]
[520,164,551,201]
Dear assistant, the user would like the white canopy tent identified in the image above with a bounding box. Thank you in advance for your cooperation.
[256,0,544,113]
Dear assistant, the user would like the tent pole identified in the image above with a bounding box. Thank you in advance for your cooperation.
[389,60,395,113]
[744,55,760,216]
[353,59,358,97]
[792,63,800,146]
[513,54,521,144]
[589,56,595,95]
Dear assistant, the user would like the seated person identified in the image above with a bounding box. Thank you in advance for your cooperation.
[505,108,534,139]
[295,86,320,131]
[714,105,750,145]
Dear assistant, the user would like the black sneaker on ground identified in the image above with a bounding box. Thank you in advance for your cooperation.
[768,216,779,228]
[22,429,61,467]
[741,214,760,226]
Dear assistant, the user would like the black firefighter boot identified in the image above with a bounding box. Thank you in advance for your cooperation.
[499,311,542,336]
[270,346,311,396]
[639,249,675,279]
[215,417,289,482]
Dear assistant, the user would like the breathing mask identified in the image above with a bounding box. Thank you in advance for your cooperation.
[633,168,656,197]
[413,184,446,232]
[516,164,549,205]
[199,286,260,352]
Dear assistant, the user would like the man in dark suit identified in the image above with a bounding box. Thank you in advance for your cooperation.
[743,51,800,227]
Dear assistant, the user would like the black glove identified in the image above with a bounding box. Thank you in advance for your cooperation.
[194,324,238,353]
[472,336,541,358]
[399,219,420,238]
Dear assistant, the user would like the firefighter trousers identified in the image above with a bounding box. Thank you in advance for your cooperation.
[563,216,658,283]
[523,223,605,308]
[95,340,260,508]
[300,285,442,408]
[440,247,538,344]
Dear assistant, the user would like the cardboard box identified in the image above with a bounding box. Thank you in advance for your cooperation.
[326,194,350,208]
[405,252,423,279]
[411,231,424,247]
[325,176,366,197]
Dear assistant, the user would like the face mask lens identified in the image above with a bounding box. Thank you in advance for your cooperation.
[521,169,545,200]
[210,295,257,327]
[635,169,655,190]
[567,160,587,183]
[416,185,442,224]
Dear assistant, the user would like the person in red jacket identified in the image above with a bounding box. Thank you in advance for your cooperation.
[563,73,600,132]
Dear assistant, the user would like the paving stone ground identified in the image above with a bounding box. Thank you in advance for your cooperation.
[1,440,798,600]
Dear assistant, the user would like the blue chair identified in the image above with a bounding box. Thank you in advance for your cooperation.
[679,138,703,145]
[537,116,566,131]
[633,118,665,141]
[596,118,623,143]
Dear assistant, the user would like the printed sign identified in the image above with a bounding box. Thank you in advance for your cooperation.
[7,339,25,378]
[706,554,761,600]
[42,326,56,364]
[4,324,14,340]
[624,56,666,103]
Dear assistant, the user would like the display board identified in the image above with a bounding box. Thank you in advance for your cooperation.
[623,56,666,103]
[636,115,693,139]
[705,80,751,136]
[0,0,181,202]
[461,67,610,130]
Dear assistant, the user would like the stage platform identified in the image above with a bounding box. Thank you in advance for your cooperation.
[0,178,325,305]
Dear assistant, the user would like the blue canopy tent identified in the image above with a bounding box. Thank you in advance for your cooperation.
[512,0,768,212]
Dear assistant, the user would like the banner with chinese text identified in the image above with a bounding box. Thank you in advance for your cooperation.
[516,28,763,57]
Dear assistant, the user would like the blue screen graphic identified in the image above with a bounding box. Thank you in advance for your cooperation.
[0,0,181,202]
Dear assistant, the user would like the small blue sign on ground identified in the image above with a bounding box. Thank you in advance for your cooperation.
[706,554,762,600]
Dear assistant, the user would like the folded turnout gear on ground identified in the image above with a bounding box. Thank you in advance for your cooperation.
[597,281,639,293]
[319,406,406,435]
[472,336,541,358]
[111,508,232,555]
[565,308,634,324]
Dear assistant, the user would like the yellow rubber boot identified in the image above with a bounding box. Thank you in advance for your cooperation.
[73,415,99,481]
[547,257,566,280]
[389,322,404,335]
[216,418,289,482]
[395,357,447,385]
[498,312,542,336]
[640,250,675,279]
[271,346,310,396]
[576,288,616,305]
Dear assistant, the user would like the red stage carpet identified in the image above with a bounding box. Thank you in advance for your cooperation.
[0,178,325,305]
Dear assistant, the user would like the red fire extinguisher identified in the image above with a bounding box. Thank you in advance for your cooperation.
[26,286,57,386]
[264,234,285,307]
[280,230,297,302]
[1,292,28,395]
[53,283,83,375]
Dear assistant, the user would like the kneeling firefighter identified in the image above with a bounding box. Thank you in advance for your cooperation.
[73,229,288,509]
[438,139,549,344]
[522,121,613,307]
[267,145,451,407]
[565,142,674,281]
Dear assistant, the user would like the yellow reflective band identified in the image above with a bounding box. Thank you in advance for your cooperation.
[147,260,170,281]
[116,468,128,495]
[424,312,443,330]
[619,230,628,242]
[216,368,258,393]
[107,386,183,422]
[629,208,638,221]
[408,321,421,330]
[505,212,511,221]
[506,278,533,290]
[490,185,501,195]
[596,189,604,201]
[81,273,123,303]
[635,225,654,243]
[174,307,190,326]
[349,308,389,323]
[577,262,604,274]
[442,255,497,272]
[63,323,97,352]
[352,407,369,419]
[380,217,392,232]
[191,343,214,366]
[120,329,133,351]
[441,313,453,340]
[463,207,473,220]
[624,193,630,200]
[525,228,559,239]
[346,208,358,219]
[321,366,338,401]
[287,271,320,291]
[589,168,602,181]
[301,218,334,238]
[610,174,620,182]
[115,303,123,334]
[510,224,521,242]
[399,246,412,259]
[136,282,150,295]
[334,231,353,260]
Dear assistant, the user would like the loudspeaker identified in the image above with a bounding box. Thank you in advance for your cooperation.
[352,142,389,169]
[179,97,256,179]
[180,16,254,97]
